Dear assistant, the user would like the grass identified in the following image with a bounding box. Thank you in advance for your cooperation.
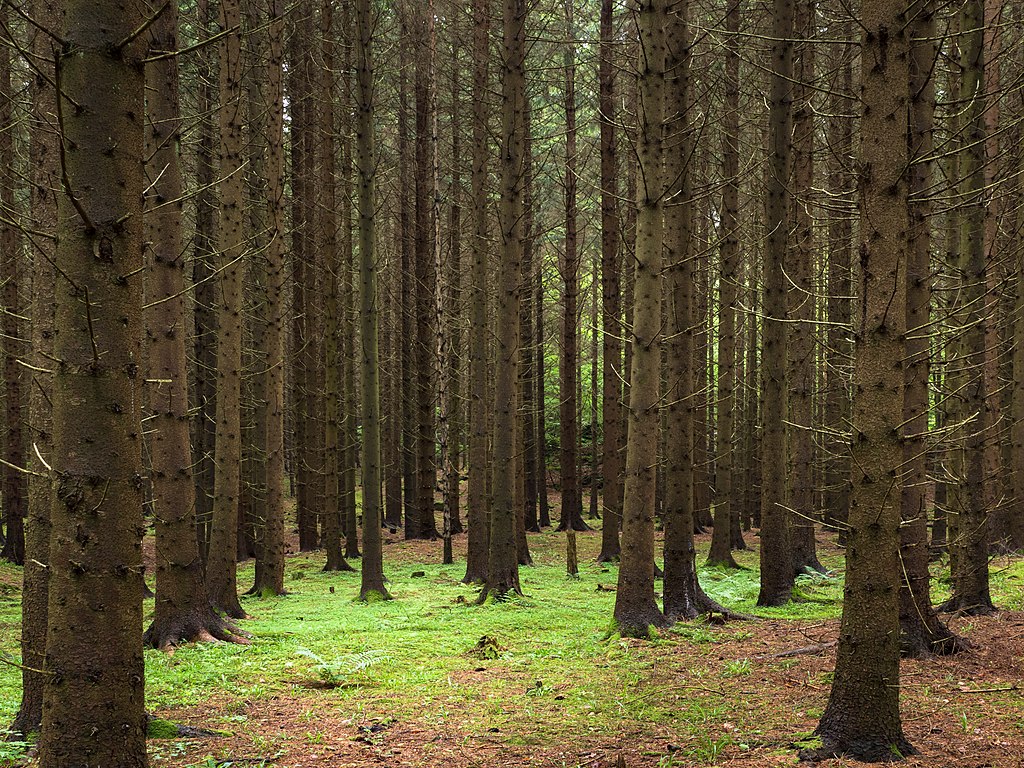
[0,526,1023,766]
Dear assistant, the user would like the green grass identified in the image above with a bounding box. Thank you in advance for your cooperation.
[1,527,1023,762]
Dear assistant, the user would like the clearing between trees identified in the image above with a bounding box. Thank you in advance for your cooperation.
[2,525,1021,768]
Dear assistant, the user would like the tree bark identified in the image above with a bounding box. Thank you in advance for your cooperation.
[756,0,795,607]
[206,0,248,619]
[613,0,669,637]
[38,2,149,762]
[479,0,526,602]
[810,0,915,756]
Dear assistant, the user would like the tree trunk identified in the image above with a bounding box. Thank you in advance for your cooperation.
[479,0,526,602]
[355,0,391,601]
[613,0,669,637]
[144,0,241,647]
[943,0,995,615]
[0,18,25,566]
[206,0,248,619]
[464,0,491,584]
[707,0,744,569]
[810,0,915,756]
[787,0,823,575]
[9,0,59,735]
[557,0,587,534]
[756,0,795,607]
[597,0,622,564]
[37,3,148,762]
[319,0,354,576]
[899,0,962,656]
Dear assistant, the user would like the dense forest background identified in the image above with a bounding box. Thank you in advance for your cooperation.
[0,0,1023,765]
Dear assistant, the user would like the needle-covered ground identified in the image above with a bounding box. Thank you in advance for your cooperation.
[1,513,1022,768]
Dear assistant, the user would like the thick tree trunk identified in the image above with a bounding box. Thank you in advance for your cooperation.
[37,3,148,763]
[810,0,915,757]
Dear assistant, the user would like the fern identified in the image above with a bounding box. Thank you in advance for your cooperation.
[295,647,388,685]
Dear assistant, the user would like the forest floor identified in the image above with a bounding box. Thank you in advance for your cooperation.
[2,507,1024,768]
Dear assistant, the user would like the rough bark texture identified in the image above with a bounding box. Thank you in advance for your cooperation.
[557,0,586,534]
[943,0,995,616]
[597,0,622,563]
[662,0,735,621]
[613,0,669,638]
[10,0,59,735]
[707,0,743,569]
[810,0,915,757]
[899,0,962,656]
[192,0,218,560]
[787,0,823,576]
[823,26,853,540]
[319,0,353,577]
[355,0,391,601]
[144,0,240,648]
[37,2,149,763]
[0,18,25,566]
[412,0,439,542]
[479,0,525,603]
[464,0,491,584]
[206,0,248,619]
[757,0,795,607]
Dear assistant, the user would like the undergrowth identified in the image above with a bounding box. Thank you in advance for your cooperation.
[0,526,1022,765]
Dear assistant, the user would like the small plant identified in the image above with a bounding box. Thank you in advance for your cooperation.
[294,647,387,688]
[0,734,30,768]
[722,658,750,677]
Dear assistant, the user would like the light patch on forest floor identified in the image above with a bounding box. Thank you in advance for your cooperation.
[1,519,1023,768]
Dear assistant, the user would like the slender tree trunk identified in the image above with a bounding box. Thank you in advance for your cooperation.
[787,0,823,575]
[943,0,995,615]
[757,0,795,607]
[192,0,218,561]
[536,248,551,528]
[707,0,744,568]
[10,0,59,735]
[662,0,735,619]
[355,0,391,601]
[206,0,248,619]
[597,0,622,563]
[479,0,526,602]
[0,18,25,566]
[464,0,491,584]
[144,0,241,646]
[823,25,853,540]
[38,2,148,761]
[521,103,539,533]
[613,0,669,637]
[412,0,439,541]
[319,0,354,575]
[810,0,914,756]
[899,0,962,656]
[557,0,587,533]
